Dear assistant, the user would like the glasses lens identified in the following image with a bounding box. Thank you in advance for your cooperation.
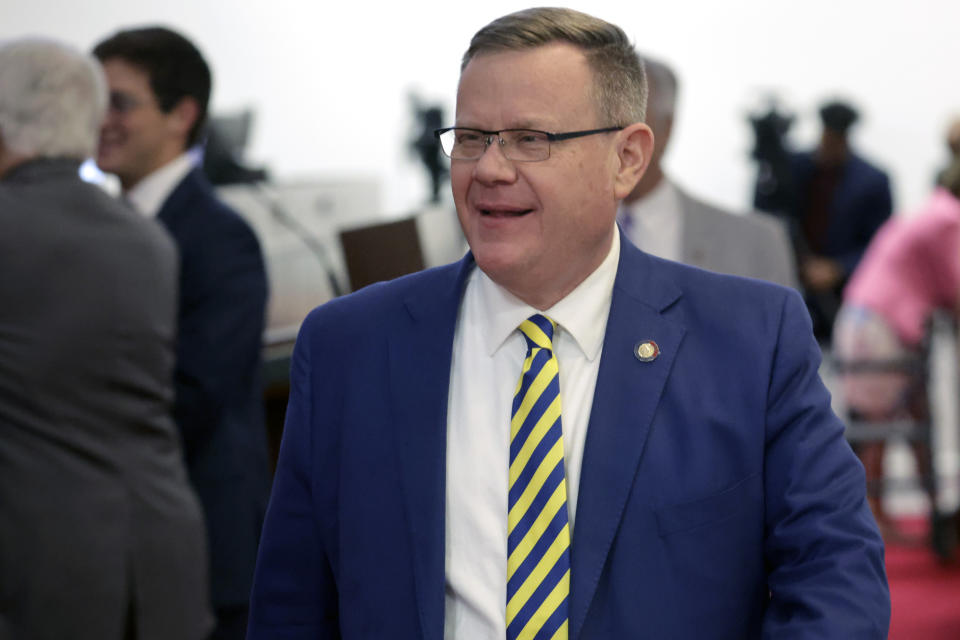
[502,130,549,161]
[439,129,486,159]
[438,128,551,161]
[109,92,140,114]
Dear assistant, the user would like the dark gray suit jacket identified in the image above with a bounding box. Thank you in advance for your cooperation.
[0,159,213,640]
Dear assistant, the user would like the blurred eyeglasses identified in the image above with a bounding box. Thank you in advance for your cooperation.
[434,126,622,162]
[108,91,143,115]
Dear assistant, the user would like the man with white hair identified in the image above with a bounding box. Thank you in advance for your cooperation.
[619,54,798,288]
[0,38,212,640]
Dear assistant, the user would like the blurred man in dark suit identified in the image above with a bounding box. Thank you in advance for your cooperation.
[93,26,270,640]
[790,100,893,341]
[0,37,212,640]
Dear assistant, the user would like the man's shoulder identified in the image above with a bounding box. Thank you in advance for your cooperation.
[846,153,890,184]
[676,185,791,245]
[652,249,792,295]
[299,260,466,338]
[5,171,170,239]
[172,170,241,220]
[634,254,805,359]
[625,244,796,318]
[165,170,262,247]
[2,173,177,272]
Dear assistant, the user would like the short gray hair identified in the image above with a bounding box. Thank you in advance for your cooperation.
[0,38,107,159]
[462,7,647,126]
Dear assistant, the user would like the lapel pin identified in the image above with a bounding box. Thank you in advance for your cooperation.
[635,340,660,362]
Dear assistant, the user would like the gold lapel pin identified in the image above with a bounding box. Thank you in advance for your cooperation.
[635,340,660,362]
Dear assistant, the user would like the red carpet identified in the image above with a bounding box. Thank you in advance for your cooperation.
[886,518,960,639]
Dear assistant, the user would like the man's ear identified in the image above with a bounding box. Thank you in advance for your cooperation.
[167,96,201,143]
[613,122,654,199]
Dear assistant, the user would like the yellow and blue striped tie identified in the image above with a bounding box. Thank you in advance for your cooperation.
[506,314,570,640]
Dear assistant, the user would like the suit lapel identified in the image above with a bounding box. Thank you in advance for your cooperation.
[570,239,686,640]
[389,257,474,640]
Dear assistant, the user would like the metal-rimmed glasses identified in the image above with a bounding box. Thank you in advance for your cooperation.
[434,126,623,162]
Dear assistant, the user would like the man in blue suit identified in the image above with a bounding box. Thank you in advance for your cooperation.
[249,8,888,638]
[789,101,893,341]
[93,27,270,640]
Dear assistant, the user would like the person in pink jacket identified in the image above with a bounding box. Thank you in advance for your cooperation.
[834,144,960,534]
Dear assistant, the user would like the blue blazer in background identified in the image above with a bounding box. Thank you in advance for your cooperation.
[790,151,893,275]
[158,168,271,610]
[248,232,889,639]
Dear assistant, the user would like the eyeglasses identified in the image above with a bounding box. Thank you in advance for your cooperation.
[434,126,623,162]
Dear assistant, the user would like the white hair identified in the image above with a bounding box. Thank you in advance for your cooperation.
[0,38,107,159]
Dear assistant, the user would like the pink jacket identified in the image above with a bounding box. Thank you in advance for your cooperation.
[844,188,960,347]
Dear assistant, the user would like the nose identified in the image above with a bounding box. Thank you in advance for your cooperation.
[101,107,121,129]
[472,136,518,185]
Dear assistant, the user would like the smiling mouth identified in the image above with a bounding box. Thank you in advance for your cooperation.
[98,137,123,152]
[480,207,534,217]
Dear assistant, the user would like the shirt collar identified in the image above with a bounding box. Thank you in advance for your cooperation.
[125,152,197,217]
[477,230,620,361]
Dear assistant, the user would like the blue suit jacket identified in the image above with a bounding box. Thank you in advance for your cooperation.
[249,233,888,638]
[158,168,271,609]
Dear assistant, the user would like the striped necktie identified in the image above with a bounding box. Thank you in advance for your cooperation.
[506,314,570,640]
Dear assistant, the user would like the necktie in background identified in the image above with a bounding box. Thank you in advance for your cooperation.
[506,314,571,640]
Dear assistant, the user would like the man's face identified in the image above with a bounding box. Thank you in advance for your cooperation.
[817,129,849,167]
[452,43,626,308]
[96,58,184,189]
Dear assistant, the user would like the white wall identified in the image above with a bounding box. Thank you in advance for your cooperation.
[3,0,958,217]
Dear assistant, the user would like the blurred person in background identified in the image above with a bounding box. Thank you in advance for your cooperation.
[93,26,270,640]
[0,37,212,640]
[948,118,960,157]
[619,54,797,289]
[833,126,960,548]
[936,115,960,186]
[790,100,893,342]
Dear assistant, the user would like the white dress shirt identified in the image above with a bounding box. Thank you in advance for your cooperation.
[443,231,620,639]
[618,178,683,261]
[124,152,196,217]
